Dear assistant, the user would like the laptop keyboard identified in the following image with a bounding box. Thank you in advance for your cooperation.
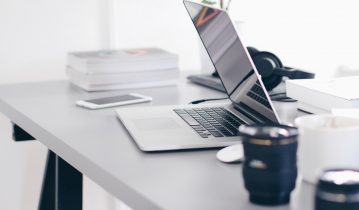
[173,107,245,138]
[247,81,271,109]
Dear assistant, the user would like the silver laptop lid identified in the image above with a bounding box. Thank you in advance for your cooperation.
[184,1,279,124]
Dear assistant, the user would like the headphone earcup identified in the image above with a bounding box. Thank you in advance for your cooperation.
[252,51,283,91]
[246,46,259,58]
[262,72,283,91]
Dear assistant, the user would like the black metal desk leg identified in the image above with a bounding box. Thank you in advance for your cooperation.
[12,123,35,141]
[55,154,83,210]
[38,151,83,210]
[38,151,56,210]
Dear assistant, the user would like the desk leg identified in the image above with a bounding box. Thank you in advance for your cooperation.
[38,151,55,210]
[38,150,83,210]
[55,154,83,210]
[12,123,35,141]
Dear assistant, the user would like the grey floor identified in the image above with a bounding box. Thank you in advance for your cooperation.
[0,112,131,210]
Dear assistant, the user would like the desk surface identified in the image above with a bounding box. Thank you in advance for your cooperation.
[0,77,314,210]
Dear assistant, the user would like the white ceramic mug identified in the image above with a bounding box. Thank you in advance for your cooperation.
[295,114,359,184]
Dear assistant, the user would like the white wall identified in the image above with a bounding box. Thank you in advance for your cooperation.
[0,0,108,84]
[0,0,129,210]
[2,0,359,81]
[111,0,203,71]
[228,0,359,77]
[113,0,359,77]
[0,115,46,210]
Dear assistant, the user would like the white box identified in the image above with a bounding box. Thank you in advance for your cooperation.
[286,76,359,113]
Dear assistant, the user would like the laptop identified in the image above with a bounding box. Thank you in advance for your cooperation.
[116,1,280,151]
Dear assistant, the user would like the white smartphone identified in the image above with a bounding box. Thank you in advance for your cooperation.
[76,93,152,109]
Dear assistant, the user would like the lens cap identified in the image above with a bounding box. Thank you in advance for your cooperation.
[316,169,359,210]
[318,169,359,198]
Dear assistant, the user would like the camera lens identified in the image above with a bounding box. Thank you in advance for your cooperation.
[239,124,298,206]
[315,169,359,210]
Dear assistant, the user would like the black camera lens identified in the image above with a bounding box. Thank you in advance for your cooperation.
[239,124,298,206]
[315,169,359,210]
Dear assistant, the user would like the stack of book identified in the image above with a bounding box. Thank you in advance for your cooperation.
[66,48,179,91]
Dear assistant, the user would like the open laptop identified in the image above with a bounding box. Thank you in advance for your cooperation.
[116,1,280,151]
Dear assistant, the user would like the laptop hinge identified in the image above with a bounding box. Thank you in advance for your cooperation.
[233,102,273,124]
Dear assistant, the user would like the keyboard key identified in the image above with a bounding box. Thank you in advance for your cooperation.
[180,115,200,126]
[222,131,235,136]
[209,131,224,137]
[203,125,214,129]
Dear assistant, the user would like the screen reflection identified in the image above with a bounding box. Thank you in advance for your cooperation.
[184,1,278,123]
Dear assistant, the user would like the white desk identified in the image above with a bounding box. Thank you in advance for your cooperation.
[0,76,314,210]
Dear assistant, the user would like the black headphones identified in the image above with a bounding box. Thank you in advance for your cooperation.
[247,47,315,91]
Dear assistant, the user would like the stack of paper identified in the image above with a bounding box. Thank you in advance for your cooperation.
[66,48,179,91]
[286,76,359,113]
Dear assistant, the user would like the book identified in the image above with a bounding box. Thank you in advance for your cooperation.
[286,76,359,113]
[69,78,178,92]
[67,48,178,74]
[66,66,179,85]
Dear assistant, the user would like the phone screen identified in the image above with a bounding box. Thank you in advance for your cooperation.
[85,95,142,105]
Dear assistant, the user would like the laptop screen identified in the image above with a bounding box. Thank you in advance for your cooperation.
[184,1,279,124]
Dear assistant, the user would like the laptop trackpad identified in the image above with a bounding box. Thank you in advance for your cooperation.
[133,118,181,130]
